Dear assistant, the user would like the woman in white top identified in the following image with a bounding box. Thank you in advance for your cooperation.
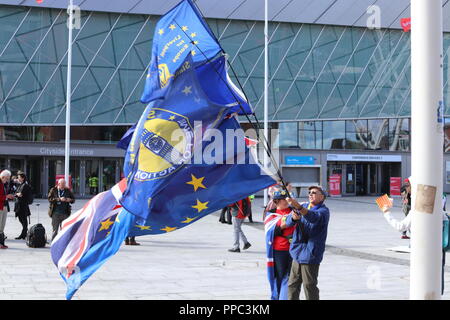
[380,199,448,295]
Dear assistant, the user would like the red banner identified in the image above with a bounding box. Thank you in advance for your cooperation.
[329,174,341,197]
[390,177,402,196]
[55,174,72,190]
[400,18,411,32]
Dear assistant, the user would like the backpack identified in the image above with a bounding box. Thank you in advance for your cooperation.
[26,223,47,248]
[26,189,34,205]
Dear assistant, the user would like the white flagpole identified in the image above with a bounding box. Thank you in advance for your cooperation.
[65,0,73,185]
[263,0,269,206]
[410,0,444,299]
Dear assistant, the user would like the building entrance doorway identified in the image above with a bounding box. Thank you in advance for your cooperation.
[328,161,401,196]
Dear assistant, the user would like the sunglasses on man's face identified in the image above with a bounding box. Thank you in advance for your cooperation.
[309,191,320,195]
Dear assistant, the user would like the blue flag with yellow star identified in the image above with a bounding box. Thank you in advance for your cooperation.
[126,116,275,236]
[122,54,232,222]
[121,51,275,225]
[140,0,222,103]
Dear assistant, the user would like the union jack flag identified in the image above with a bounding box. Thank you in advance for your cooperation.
[50,179,135,299]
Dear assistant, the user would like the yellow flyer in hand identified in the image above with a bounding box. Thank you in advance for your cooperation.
[375,194,392,211]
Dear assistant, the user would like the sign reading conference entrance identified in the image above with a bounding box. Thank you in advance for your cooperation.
[327,154,402,162]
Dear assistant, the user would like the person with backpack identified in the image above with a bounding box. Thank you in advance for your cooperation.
[48,178,75,240]
[228,197,252,253]
[13,173,33,240]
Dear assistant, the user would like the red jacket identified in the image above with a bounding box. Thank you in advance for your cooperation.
[229,197,252,219]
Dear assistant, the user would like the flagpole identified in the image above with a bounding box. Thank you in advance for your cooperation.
[410,0,444,299]
[65,0,73,185]
[263,0,269,207]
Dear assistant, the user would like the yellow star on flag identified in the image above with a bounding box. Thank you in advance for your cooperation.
[135,225,151,230]
[186,174,206,191]
[161,226,177,233]
[169,24,176,30]
[192,199,209,213]
[190,32,196,38]
[193,40,199,45]
[182,26,188,31]
[191,50,196,56]
[99,218,114,231]
[158,28,164,35]
[181,216,198,224]
[169,115,176,120]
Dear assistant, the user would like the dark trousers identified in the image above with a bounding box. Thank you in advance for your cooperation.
[442,250,446,295]
[273,250,292,298]
[18,215,28,238]
[288,261,320,300]
[219,207,231,224]
[52,213,69,240]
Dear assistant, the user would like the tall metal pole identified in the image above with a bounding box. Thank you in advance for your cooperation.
[263,0,269,206]
[65,0,73,185]
[410,0,444,300]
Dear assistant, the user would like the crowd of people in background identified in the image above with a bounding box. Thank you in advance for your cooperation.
[0,169,77,249]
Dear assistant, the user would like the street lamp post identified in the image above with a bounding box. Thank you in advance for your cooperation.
[263,0,269,207]
[410,0,444,299]
[65,0,74,185]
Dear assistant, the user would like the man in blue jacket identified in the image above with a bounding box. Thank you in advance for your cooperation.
[285,185,330,300]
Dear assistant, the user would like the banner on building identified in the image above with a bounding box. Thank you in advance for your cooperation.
[390,177,402,196]
[329,174,341,196]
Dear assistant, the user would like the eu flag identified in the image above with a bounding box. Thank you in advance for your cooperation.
[140,0,222,103]
[126,115,275,236]
[122,54,233,221]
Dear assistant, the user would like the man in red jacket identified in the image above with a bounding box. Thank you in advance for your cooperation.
[0,170,14,249]
[228,197,252,253]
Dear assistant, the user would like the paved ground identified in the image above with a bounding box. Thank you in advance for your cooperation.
[0,195,447,300]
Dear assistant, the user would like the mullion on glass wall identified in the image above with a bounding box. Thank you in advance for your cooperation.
[357,31,408,118]
[273,25,326,118]
[0,9,64,122]
[252,24,304,110]
[378,54,411,118]
[22,12,94,124]
[52,13,124,124]
[84,16,151,123]
[295,26,347,119]
[317,28,368,119]
[337,28,390,118]
[0,8,31,59]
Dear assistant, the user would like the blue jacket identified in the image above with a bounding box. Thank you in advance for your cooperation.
[285,202,330,265]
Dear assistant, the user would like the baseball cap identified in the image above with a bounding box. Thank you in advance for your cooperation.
[308,185,327,198]
[272,190,288,200]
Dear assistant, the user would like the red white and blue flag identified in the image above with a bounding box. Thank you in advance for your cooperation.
[50,179,135,299]
[264,211,289,300]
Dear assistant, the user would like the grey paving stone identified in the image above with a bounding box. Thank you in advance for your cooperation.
[0,197,446,299]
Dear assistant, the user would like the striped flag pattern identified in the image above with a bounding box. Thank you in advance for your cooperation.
[375,194,393,211]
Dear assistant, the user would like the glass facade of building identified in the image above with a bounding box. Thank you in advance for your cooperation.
[2,4,450,196]
[1,4,450,126]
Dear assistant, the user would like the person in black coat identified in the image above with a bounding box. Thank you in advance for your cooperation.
[13,173,32,240]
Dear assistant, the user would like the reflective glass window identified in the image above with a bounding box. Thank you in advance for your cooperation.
[389,118,410,151]
[367,119,389,150]
[323,121,345,149]
[278,122,298,148]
